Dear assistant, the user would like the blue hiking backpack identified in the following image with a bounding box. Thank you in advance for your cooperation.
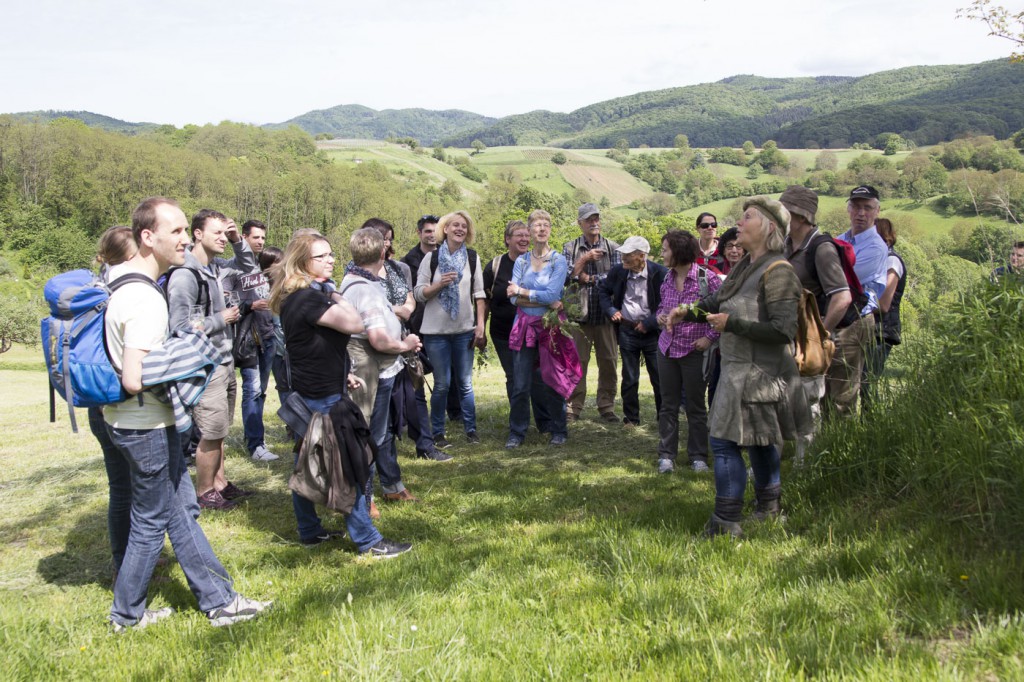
[42,269,165,432]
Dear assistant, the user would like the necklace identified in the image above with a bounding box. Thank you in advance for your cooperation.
[532,247,552,261]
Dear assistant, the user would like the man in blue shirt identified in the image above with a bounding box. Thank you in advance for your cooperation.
[829,185,888,417]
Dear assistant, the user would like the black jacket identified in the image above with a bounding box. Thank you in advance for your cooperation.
[598,261,668,333]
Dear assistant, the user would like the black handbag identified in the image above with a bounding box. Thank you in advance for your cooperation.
[277,391,313,439]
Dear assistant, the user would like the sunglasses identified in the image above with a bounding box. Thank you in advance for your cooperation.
[699,222,718,229]
[420,215,440,223]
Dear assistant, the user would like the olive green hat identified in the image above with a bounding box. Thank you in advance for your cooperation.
[743,195,791,238]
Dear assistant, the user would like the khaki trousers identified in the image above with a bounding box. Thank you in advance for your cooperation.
[825,314,875,418]
[568,323,619,418]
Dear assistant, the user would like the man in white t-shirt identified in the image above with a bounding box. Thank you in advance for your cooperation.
[103,196,270,631]
[342,228,423,505]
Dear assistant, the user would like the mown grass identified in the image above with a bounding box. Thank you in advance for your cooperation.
[2,334,1022,679]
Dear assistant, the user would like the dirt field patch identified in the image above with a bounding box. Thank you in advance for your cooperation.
[558,164,653,206]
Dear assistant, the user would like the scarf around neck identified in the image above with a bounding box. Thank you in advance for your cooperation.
[437,241,467,320]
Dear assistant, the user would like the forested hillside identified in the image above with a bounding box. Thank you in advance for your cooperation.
[264,104,497,144]
[6,110,157,135]
[443,60,1024,149]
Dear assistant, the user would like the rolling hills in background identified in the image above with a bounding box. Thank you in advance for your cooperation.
[2,110,159,134]
[440,60,1024,149]
[5,59,1023,148]
[263,104,497,143]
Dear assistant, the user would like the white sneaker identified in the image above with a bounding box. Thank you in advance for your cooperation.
[207,594,273,627]
[657,458,674,474]
[691,460,710,473]
[250,445,279,462]
[110,607,174,633]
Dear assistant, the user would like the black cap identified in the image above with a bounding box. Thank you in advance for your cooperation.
[849,185,880,201]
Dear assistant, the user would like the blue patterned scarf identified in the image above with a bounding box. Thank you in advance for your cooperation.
[437,241,466,320]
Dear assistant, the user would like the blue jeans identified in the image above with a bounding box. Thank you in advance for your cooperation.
[509,342,567,441]
[494,336,552,433]
[710,436,780,499]
[105,424,236,625]
[619,327,662,425]
[368,374,404,495]
[240,340,276,453]
[293,393,383,551]
[423,331,476,437]
[271,352,291,408]
[88,407,131,572]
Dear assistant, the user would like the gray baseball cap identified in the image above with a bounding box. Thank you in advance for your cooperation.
[577,203,600,221]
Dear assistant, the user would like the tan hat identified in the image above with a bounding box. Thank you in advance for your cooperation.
[616,236,650,254]
[743,195,791,238]
[779,185,818,225]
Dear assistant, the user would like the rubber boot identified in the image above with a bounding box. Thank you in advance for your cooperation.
[752,484,782,522]
[704,497,744,538]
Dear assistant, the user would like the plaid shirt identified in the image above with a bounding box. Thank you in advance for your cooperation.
[657,264,721,358]
[563,235,621,326]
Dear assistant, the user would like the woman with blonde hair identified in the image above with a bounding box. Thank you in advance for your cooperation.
[670,196,810,537]
[414,210,486,447]
[270,233,411,557]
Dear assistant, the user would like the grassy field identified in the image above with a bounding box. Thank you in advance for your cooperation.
[2,342,1022,679]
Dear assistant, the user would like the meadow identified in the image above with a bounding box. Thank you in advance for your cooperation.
[2,336,1022,679]
[317,141,970,244]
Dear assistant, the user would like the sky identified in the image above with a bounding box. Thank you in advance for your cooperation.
[0,0,1013,127]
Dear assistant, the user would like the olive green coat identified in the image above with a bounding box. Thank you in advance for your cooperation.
[698,253,812,446]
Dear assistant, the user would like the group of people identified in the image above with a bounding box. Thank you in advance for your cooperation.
[92,182,915,629]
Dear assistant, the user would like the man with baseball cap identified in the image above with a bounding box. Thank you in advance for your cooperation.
[780,186,855,461]
[598,236,668,428]
[831,185,888,417]
[563,203,622,422]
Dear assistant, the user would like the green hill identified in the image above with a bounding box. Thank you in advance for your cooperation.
[442,60,1024,149]
[5,110,157,134]
[264,104,497,144]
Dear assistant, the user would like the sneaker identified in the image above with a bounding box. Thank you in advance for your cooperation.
[110,607,174,633]
[505,436,523,449]
[250,445,279,462]
[691,460,710,473]
[220,481,255,500]
[198,489,238,511]
[466,431,481,444]
[658,458,674,474]
[300,529,345,547]
[434,436,453,449]
[549,434,567,446]
[365,539,413,560]
[417,447,453,462]
[207,594,273,627]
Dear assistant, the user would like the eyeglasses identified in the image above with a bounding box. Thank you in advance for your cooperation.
[310,252,335,261]
[699,222,718,229]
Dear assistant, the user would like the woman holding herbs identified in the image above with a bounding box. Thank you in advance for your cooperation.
[505,209,570,448]
[655,230,722,476]
[667,196,810,538]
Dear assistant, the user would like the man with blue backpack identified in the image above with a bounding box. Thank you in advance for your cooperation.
[102,196,270,630]
[165,209,257,510]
